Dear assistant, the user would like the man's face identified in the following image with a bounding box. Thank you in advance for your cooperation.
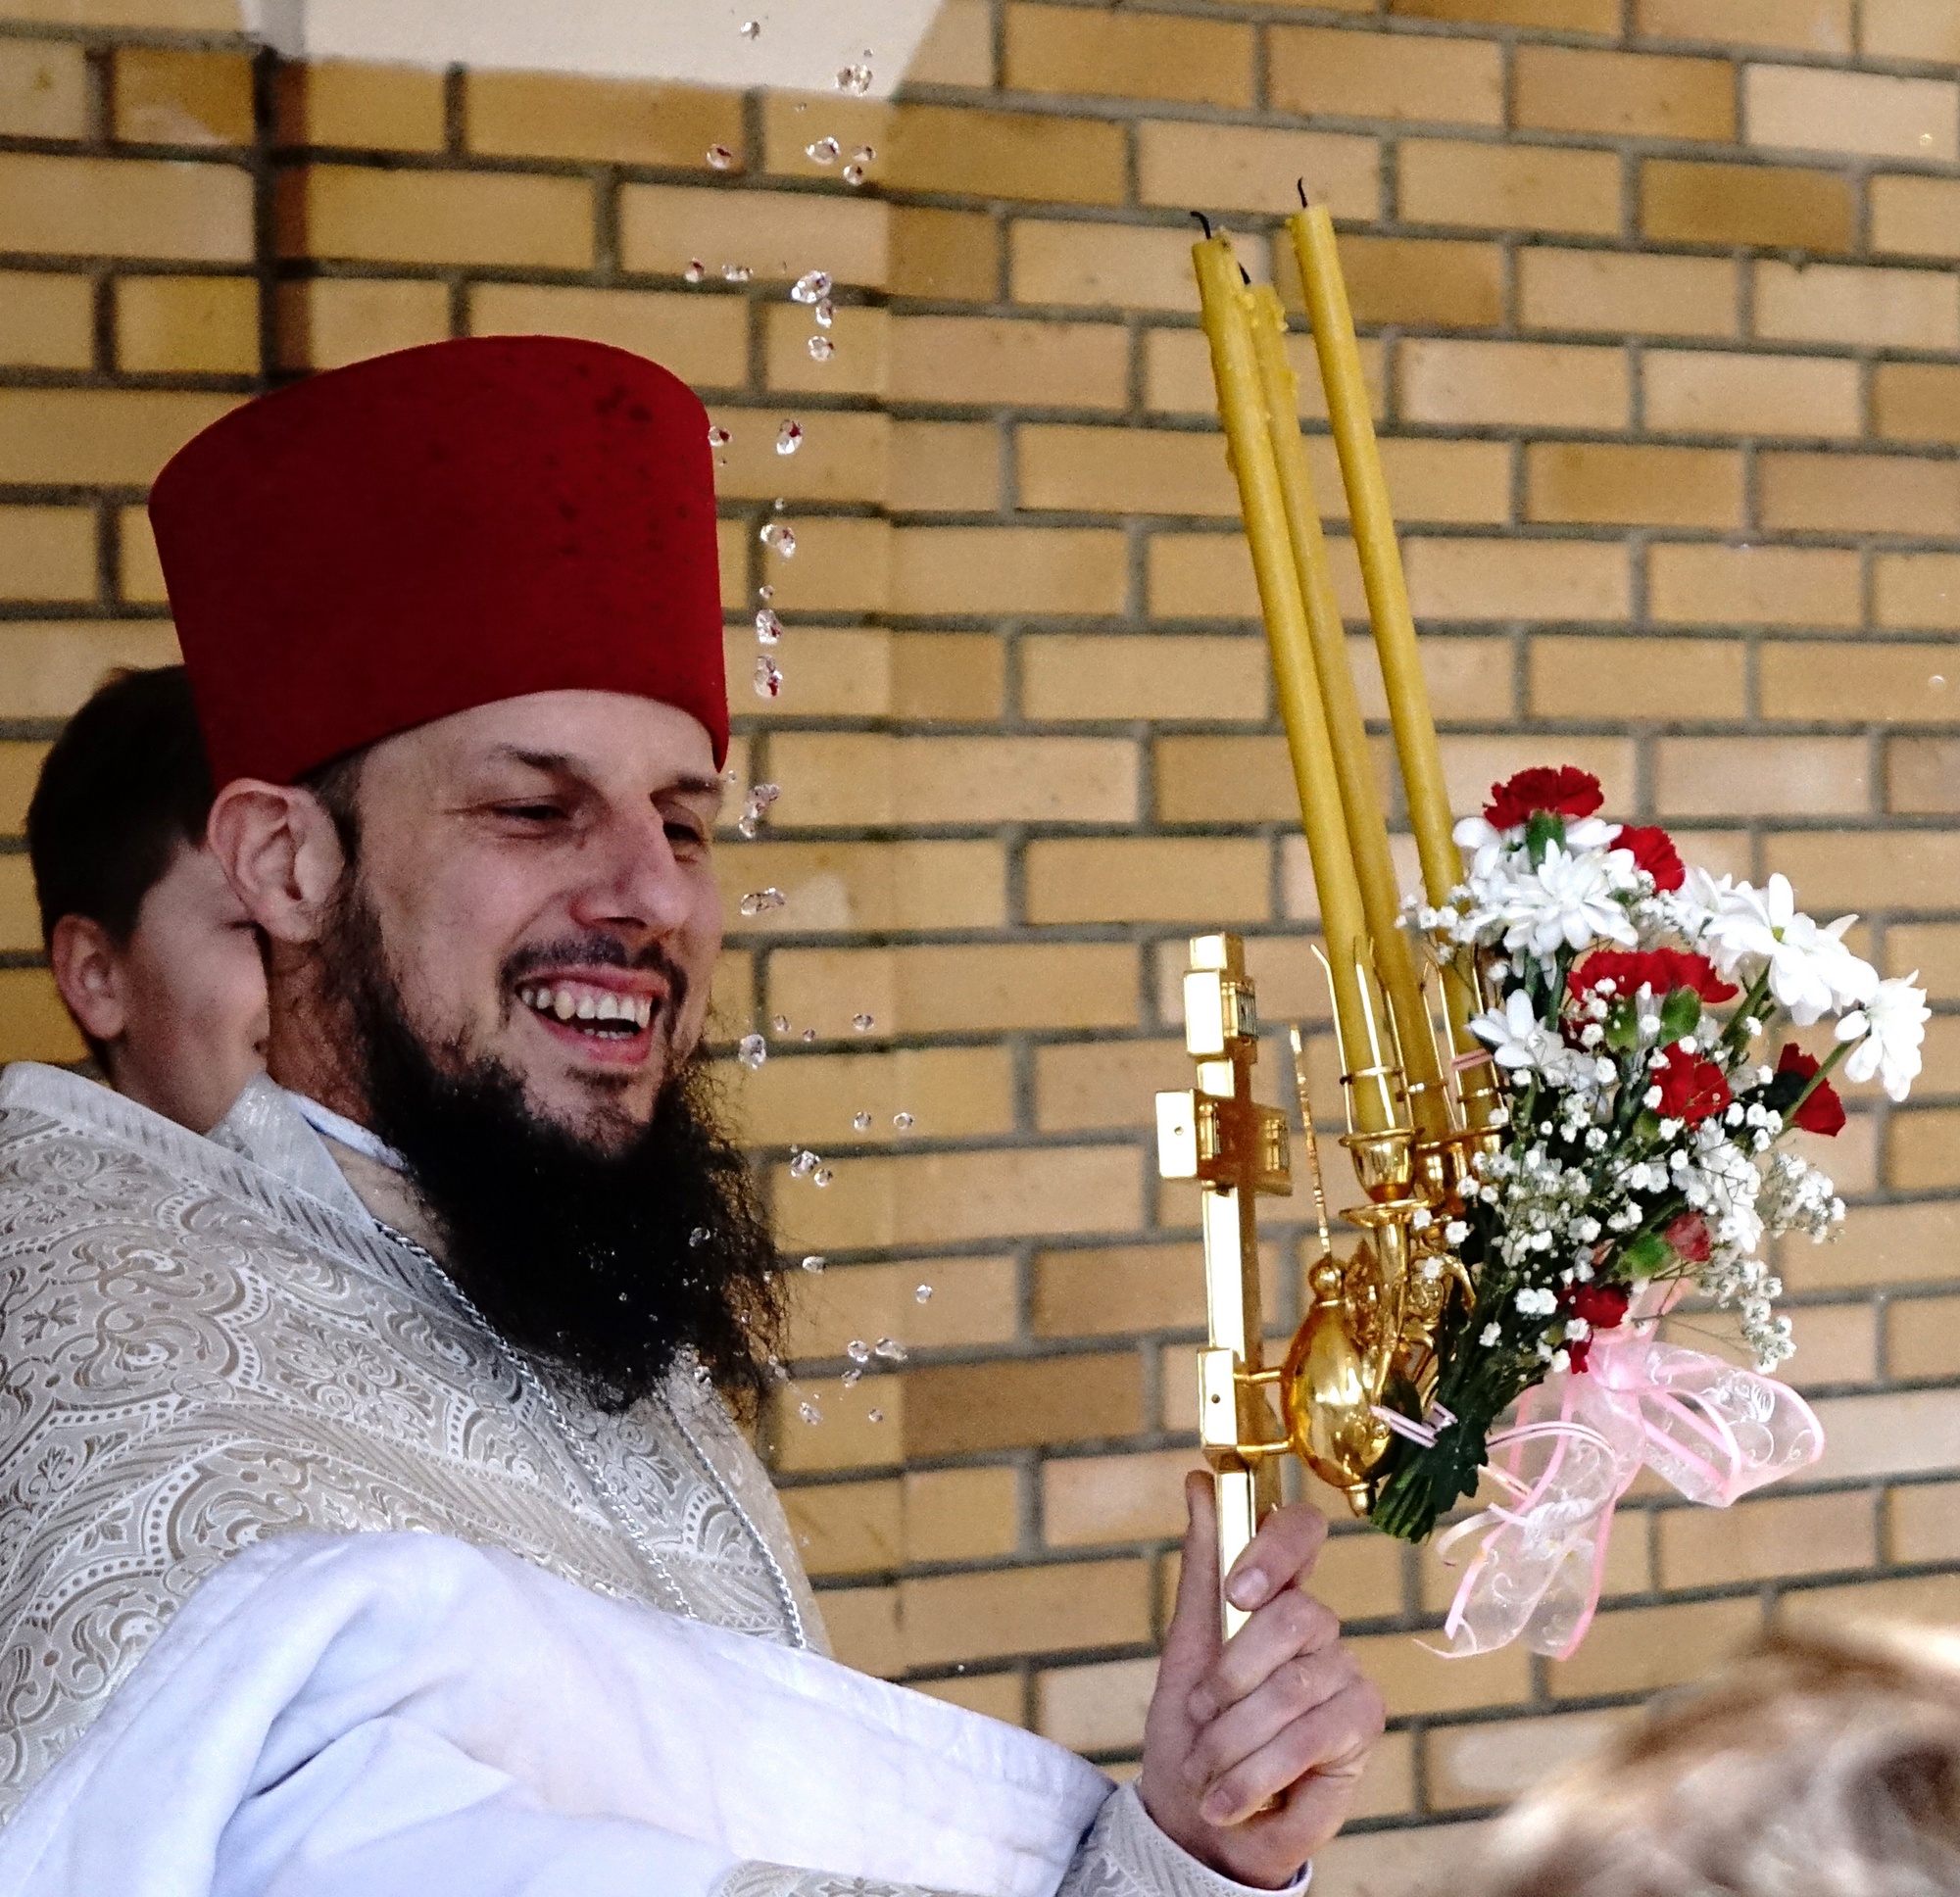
[341,691,724,1151]
[114,843,270,1133]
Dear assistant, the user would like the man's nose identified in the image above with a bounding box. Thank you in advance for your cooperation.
[567,811,695,936]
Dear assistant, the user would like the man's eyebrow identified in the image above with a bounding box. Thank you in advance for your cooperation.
[484,748,724,804]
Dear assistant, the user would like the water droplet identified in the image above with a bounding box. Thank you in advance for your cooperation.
[688,1226,710,1246]
[808,335,834,362]
[806,136,840,165]
[753,655,783,699]
[866,1408,884,1424]
[835,61,872,94]
[853,1110,872,1131]
[789,1149,818,1178]
[739,886,786,916]
[853,145,876,164]
[801,1253,826,1273]
[847,1338,871,1364]
[773,496,787,511]
[813,297,835,329]
[874,1337,906,1362]
[758,582,774,602]
[812,1166,832,1188]
[772,1015,791,1034]
[737,780,781,838]
[842,163,865,187]
[842,1367,862,1386]
[755,608,782,644]
[798,1400,821,1425]
[738,1033,767,1070]
[776,418,804,456]
[739,17,760,34]
[792,268,833,304]
[721,263,752,283]
[684,259,707,283]
[707,143,735,170]
[893,1112,914,1131]
[707,424,731,448]
[759,519,797,557]
[915,1284,933,1303]
[801,1027,818,1044]
[852,1012,874,1032]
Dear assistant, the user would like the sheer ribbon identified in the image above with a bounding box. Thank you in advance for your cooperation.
[1382,1302,1824,1660]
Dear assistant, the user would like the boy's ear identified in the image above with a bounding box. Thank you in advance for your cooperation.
[48,913,127,1049]
[206,780,348,947]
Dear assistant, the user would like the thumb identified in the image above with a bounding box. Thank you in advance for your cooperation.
[1161,1471,1223,1682]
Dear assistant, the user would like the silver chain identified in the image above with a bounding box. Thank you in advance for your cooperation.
[374,1221,806,1647]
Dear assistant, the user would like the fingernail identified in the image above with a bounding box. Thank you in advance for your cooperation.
[1226,1567,1271,1610]
[1200,1788,1238,1825]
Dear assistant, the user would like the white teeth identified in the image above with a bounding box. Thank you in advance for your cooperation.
[554,991,576,1021]
[597,994,621,1021]
[519,983,652,1031]
[575,995,598,1020]
[637,998,653,1028]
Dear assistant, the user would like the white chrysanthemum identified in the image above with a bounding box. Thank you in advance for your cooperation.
[1696,874,1877,1025]
[1495,843,1641,956]
[1470,989,1571,1078]
[1836,974,1931,1102]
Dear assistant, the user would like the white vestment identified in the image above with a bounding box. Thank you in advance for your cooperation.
[0,1065,1273,1897]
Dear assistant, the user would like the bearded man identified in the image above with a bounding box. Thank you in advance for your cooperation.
[0,338,1384,1895]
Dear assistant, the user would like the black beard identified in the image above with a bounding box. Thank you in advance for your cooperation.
[318,882,782,1417]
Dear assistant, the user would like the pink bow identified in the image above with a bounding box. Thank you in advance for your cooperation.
[1410,1314,1824,1660]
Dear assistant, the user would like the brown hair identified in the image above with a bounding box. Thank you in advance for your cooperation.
[1466,1625,1960,1897]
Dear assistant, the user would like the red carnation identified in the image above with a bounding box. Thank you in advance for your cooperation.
[1484,765,1604,832]
[1617,824,1686,894]
[1663,1212,1713,1265]
[1777,1044,1846,1138]
[1573,948,1739,1006]
[1652,1050,1732,1125]
[1560,1281,1630,1373]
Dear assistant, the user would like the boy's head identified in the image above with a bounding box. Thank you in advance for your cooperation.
[26,664,269,1134]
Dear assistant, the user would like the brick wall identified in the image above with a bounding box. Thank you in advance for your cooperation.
[5,0,1960,1886]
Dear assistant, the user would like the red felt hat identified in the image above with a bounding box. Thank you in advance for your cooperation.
[151,335,728,786]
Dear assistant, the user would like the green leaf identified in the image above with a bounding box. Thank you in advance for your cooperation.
[1657,986,1702,1043]
[1620,1231,1669,1278]
[1524,811,1565,864]
[1604,997,1641,1051]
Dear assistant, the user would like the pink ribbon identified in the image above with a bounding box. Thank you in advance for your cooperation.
[1405,1306,1824,1661]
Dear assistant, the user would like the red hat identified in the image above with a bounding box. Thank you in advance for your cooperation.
[151,335,728,786]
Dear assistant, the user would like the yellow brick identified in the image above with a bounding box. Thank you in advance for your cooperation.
[1405,538,1629,622]
[620,183,886,286]
[891,102,1125,207]
[1017,425,1233,518]
[1313,235,1503,330]
[1782,1573,1960,1640]
[1527,442,1741,529]
[757,94,889,183]
[1642,158,1853,252]
[1886,1295,1960,1381]
[1892,1479,1960,1564]
[780,1480,902,1577]
[1023,633,1267,722]
[0,742,49,838]
[0,152,251,262]
[1643,348,1861,436]
[1272,27,1501,125]
[0,388,237,485]
[1865,0,1960,57]
[1635,0,1850,51]
[1876,366,1960,450]
[720,839,1004,934]
[1655,734,1870,816]
[769,1374,904,1475]
[0,507,95,603]
[1400,139,1621,237]
[120,497,169,600]
[1782,1301,1876,1388]
[1890,922,1960,999]
[1777,1198,1960,1294]
[0,621,179,720]
[1395,0,1617,23]
[729,628,899,717]
[907,1467,1023,1565]
[1530,635,1745,719]
[1888,736,1960,814]
[907,0,993,84]
[891,207,998,303]
[889,420,999,512]
[736,1040,1012,1148]
[783,1469,1022,1576]
[914,1672,1024,1724]
[888,316,1127,410]
[1024,837,1270,926]
[1754,259,1959,350]
[814,1585,899,1676]
[1808,1391,1960,1484]
[275,277,449,372]
[276,60,446,152]
[1137,122,1376,222]
[115,273,257,374]
[1652,545,1865,628]
[900,1560,1152,1668]
[766,734,1136,826]
[893,633,1006,720]
[469,283,747,390]
[710,411,888,508]
[769,943,1140,1039]
[1034,1237,1209,1336]
[1442,735,1636,818]
[1399,339,1627,429]
[762,304,887,399]
[1872,174,1960,260]
[467,72,738,168]
[782,1255,1018,1360]
[1336,439,1512,525]
[1765,827,1960,911]
[776,1145,1143,1253]
[751,518,891,617]
[1429,1711,1631,1814]
[1037,1655,1156,1752]
[1010,219,1196,312]
[0,271,93,369]
[891,526,1126,617]
[1352,1632,1531,1719]
[1550,1597,1762,1699]
[906,1355,1141,1458]
[1004,4,1252,108]
[1878,553,1960,629]
[1889,1108,1960,1190]
[1760,452,1960,539]
[284,165,590,269]
[1515,45,1736,140]
[0,38,86,138]
[3,0,240,19]
[1746,64,1956,164]
[1518,248,1737,338]
[114,47,252,146]
[0,968,84,1066]
[0,855,38,955]
[1145,326,1383,420]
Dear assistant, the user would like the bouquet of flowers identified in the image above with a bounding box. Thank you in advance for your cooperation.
[1368,765,1930,1548]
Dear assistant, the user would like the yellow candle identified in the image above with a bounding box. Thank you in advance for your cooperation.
[1289,206,1497,1125]
[1192,237,1389,1134]
[1243,285,1448,1141]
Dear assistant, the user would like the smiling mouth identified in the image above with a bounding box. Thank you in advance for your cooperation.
[517,982,657,1039]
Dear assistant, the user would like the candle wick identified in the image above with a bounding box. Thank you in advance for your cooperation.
[1189,210,1214,239]
[1297,177,1310,209]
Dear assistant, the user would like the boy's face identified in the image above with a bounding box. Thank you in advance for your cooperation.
[51,842,270,1135]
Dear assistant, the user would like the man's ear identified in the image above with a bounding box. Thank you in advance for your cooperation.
[206,779,348,947]
[48,912,127,1048]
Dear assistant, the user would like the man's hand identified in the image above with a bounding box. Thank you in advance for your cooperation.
[1138,1474,1386,1889]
